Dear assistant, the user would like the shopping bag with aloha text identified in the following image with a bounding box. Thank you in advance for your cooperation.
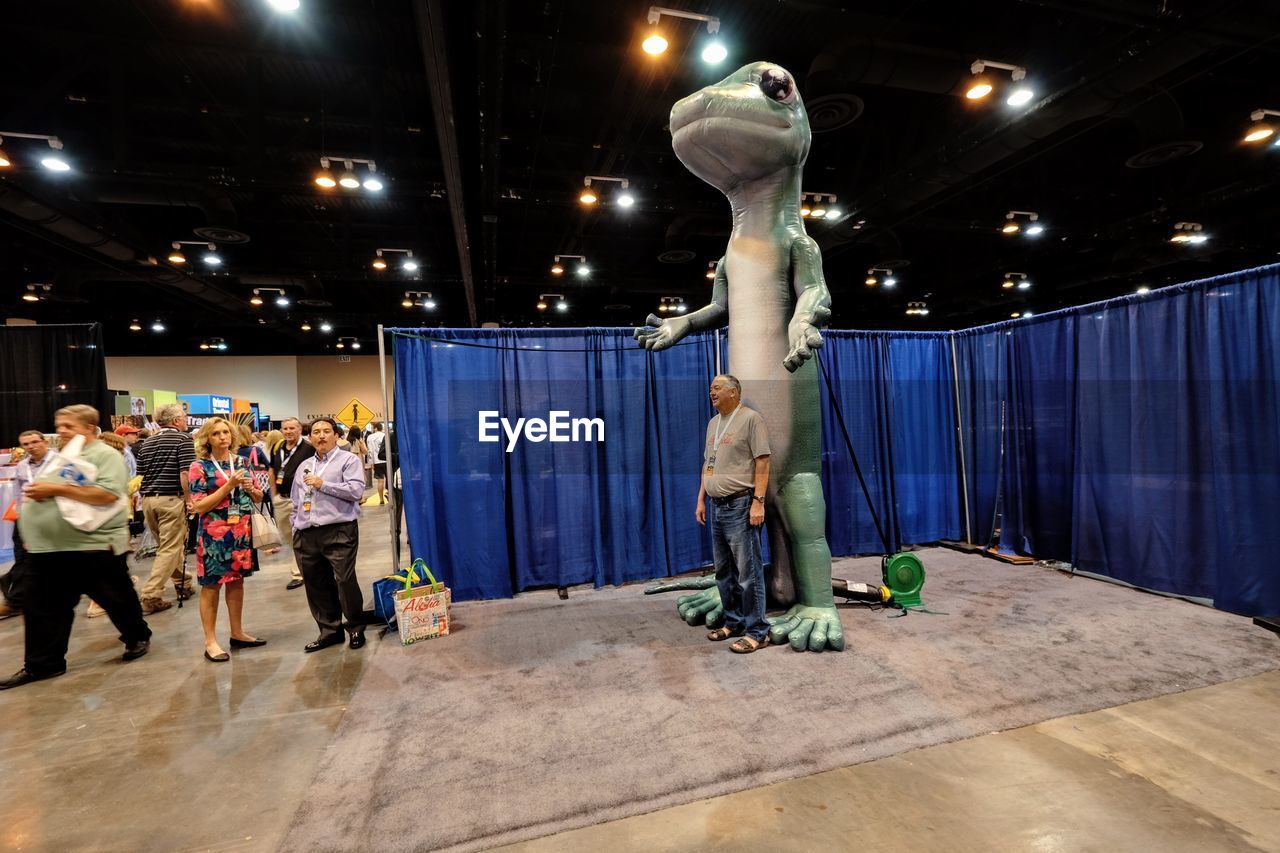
[393,562,451,645]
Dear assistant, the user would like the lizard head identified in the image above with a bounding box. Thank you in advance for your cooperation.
[669,61,811,191]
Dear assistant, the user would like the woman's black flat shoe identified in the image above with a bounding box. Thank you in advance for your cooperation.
[229,637,268,649]
[204,650,230,663]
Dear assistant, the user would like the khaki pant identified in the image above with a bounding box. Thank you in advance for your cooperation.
[272,493,303,581]
[141,495,190,600]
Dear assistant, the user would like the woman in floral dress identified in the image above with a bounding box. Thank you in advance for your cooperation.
[189,417,267,662]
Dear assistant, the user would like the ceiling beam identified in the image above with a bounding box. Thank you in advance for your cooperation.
[412,0,478,326]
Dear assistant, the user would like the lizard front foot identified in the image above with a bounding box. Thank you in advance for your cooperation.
[768,604,845,651]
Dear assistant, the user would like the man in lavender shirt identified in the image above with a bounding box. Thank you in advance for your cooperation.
[292,417,369,652]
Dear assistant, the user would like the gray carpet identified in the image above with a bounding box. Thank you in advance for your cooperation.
[280,548,1279,852]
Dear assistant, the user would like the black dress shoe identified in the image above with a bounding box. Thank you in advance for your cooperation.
[285,579,305,590]
[204,650,230,663]
[304,635,344,653]
[0,668,66,689]
[348,631,366,650]
[122,640,150,661]
[230,637,268,649]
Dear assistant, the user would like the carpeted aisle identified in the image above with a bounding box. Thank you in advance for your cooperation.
[279,548,1279,852]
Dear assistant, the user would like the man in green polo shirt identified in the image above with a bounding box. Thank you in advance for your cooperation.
[0,405,153,690]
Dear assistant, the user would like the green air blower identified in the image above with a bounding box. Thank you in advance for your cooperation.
[831,552,927,610]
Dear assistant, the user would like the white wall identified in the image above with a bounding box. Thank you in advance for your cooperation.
[106,356,300,417]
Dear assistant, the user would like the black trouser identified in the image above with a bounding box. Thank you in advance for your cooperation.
[295,521,364,640]
[24,550,152,676]
[0,526,29,609]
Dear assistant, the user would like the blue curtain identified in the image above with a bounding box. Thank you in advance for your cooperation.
[393,328,718,601]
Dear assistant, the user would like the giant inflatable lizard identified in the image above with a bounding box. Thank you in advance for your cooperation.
[635,62,842,652]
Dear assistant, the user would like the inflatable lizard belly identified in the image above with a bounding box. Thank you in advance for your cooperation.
[636,62,844,652]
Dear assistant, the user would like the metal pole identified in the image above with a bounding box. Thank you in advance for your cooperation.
[950,335,973,543]
[714,328,722,375]
[376,324,399,573]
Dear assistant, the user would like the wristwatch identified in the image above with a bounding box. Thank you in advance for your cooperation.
[753,495,765,503]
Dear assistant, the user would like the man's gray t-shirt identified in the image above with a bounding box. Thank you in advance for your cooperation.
[702,405,770,498]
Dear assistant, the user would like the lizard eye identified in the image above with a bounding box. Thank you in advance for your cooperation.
[759,68,797,105]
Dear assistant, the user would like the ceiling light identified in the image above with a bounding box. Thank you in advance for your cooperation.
[338,165,360,189]
[168,242,187,264]
[320,321,332,332]
[1136,286,1150,295]
[1170,221,1207,244]
[315,168,336,189]
[151,320,166,333]
[1244,109,1280,143]
[423,298,436,310]
[402,296,413,308]
[826,207,842,219]
[1017,280,1031,290]
[800,206,811,217]
[577,264,590,277]
[537,298,548,311]
[551,263,564,275]
[336,340,345,349]
[810,207,827,219]
[267,0,301,10]
[701,41,727,64]
[1003,278,1015,289]
[906,302,929,316]
[41,155,71,171]
[658,303,668,313]
[864,275,877,286]
[1023,310,1034,318]
[966,78,993,100]
[22,285,42,302]
[403,259,419,272]
[556,299,569,312]
[250,290,264,306]
[372,258,387,270]
[301,321,313,331]
[1011,312,1022,318]
[129,319,142,331]
[867,266,894,287]
[1006,86,1035,107]
[202,248,221,265]
[883,276,897,288]
[217,341,228,351]
[351,341,361,350]
[579,190,598,205]
[1003,272,1028,290]
[1001,221,1020,234]
[616,192,635,208]
[706,263,716,280]
[275,294,290,307]
[200,342,210,350]
[0,147,10,168]
[643,33,668,55]
[1026,224,1044,236]
[362,165,383,191]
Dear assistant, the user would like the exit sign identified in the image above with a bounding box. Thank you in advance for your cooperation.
[338,354,352,363]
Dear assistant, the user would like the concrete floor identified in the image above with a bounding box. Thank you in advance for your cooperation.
[1,507,1277,852]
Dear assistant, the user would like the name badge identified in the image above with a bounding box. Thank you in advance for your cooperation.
[227,513,241,525]
[302,501,312,513]
[705,466,714,475]
[276,476,283,486]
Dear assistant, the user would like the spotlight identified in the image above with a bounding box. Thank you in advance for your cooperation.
[0,147,9,168]
[616,192,635,208]
[867,266,894,287]
[800,206,811,217]
[1025,223,1045,236]
[1023,310,1034,318]
[217,341,228,351]
[301,321,313,331]
[537,298,548,311]
[706,263,716,280]
[579,190,598,205]
[41,155,71,172]
[200,342,210,350]
[1011,312,1022,318]
[576,264,590,277]
[250,292,264,306]
[865,275,877,286]
[336,340,345,349]
[168,243,187,264]
[1017,280,1031,290]
[642,33,668,55]
[320,321,333,332]
[351,341,361,350]
[701,41,727,64]
[338,162,360,189]
[1243,109,1280,143]
[810,207,827,219]
[658,303,669,313]
[362,165,383,191]
[275,294,290,307]
[314,165,336,189]
[22,285,42,302]
[676,303,687,313]
[966,77,993,100]
[551,263,564,275]
[556,299,569,312]
[1006,86,1035,106]
[403,259,419,272]
[202,247,221,266]
[423,298,437,310]
[883,276,897,288]
[1003,278,1015,289]
[129,319,142,331]
[372,257,387,271]
[402,296,413,308]
[1001,221,1020,234]
[267,0,301,10]
[1170,221,1207,244]
[826,207,842,219]
[151,320,166,333]
[1003,272,1028,291]
[1136,286,1150,295]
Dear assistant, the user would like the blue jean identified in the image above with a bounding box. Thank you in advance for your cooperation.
[710,493,767,641]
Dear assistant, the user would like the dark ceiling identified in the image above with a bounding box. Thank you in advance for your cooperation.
[2,0,1278,355]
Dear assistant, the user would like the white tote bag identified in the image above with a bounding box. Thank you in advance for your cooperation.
[45,435,131,533]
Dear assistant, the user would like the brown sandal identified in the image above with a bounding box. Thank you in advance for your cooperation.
[707,627,734,641]
[729,635,770,654]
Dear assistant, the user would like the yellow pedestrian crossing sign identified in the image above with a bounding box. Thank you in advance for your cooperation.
[341,398,378,430]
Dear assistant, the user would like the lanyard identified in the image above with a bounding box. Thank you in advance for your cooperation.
[280,442,302,467]
[303,453,335,496]
[710,405,741,461]
[210,456,239,498]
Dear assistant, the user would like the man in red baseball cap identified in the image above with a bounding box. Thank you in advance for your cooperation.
[114,425,140,477]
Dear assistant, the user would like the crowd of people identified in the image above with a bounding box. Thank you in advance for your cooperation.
[0,404,393,690]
